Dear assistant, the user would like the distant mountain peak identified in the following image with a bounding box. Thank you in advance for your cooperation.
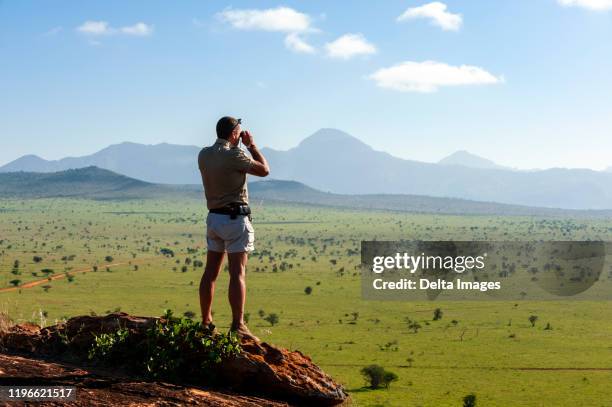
[62,165,137,178]
[0,154,55,173]
[438,150,507,170]
[297,128,371,150]
[9,154,46,162]
[100,141,145,151]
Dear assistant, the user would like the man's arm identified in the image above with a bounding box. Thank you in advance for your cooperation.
[241,131,270,177]
[246,144,270,177]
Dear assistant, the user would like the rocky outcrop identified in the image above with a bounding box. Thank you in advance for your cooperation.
[217,337,347,406]
[0,353,287,406]
[0,313,348,406]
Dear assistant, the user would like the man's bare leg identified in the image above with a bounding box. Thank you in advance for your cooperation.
[199,250,225,325]
[227,251,258,340]
[227,251,248,326]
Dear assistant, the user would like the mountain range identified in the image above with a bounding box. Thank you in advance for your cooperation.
[2,166,611,218]
[0,142,198,185]
[2,128,611,209]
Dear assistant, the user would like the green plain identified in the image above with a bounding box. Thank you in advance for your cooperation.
[1,198,611,407]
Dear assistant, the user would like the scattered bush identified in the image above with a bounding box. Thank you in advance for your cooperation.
[463,393,477,407]
[264,313,279,326]
[360,364,398,389]
[405,317,422,333]
[160,248,175,258]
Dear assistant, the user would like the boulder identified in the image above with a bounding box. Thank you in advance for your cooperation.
[218,337,348,406]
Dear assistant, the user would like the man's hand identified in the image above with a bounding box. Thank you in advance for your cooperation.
[240,130,254,148]
[240,130,269,177]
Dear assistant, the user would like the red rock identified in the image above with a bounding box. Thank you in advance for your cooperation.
[0,313,348,406]
[0,353,288,406]
[218,338,348,406]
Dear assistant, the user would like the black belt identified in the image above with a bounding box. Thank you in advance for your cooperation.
[209,204,251,219]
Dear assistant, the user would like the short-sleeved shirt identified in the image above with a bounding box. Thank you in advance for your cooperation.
[198,138,253,210]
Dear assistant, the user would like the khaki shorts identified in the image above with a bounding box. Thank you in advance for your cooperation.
[206,213,255,253]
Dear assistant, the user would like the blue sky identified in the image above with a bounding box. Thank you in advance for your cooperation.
[1,0,611,170]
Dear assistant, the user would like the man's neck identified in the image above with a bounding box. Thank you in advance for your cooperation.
[215,137,233,147]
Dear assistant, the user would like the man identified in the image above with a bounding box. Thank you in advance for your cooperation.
[198,116,269,341]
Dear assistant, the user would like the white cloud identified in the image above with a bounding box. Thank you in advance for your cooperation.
[397,2,462,31]
[369,60,502,93]
[217,7,317,55]
[77,21,112,35]
[76,21,153,37]
[284,33,316,54]
[217,7,312,32]
[324,33,376,60]
[120,23,153,36]
[558,0,612,10]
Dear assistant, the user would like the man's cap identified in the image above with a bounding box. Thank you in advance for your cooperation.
[216,116,241,139]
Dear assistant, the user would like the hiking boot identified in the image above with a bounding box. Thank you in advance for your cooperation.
[202,322,219,336]
[229,322,260,342]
